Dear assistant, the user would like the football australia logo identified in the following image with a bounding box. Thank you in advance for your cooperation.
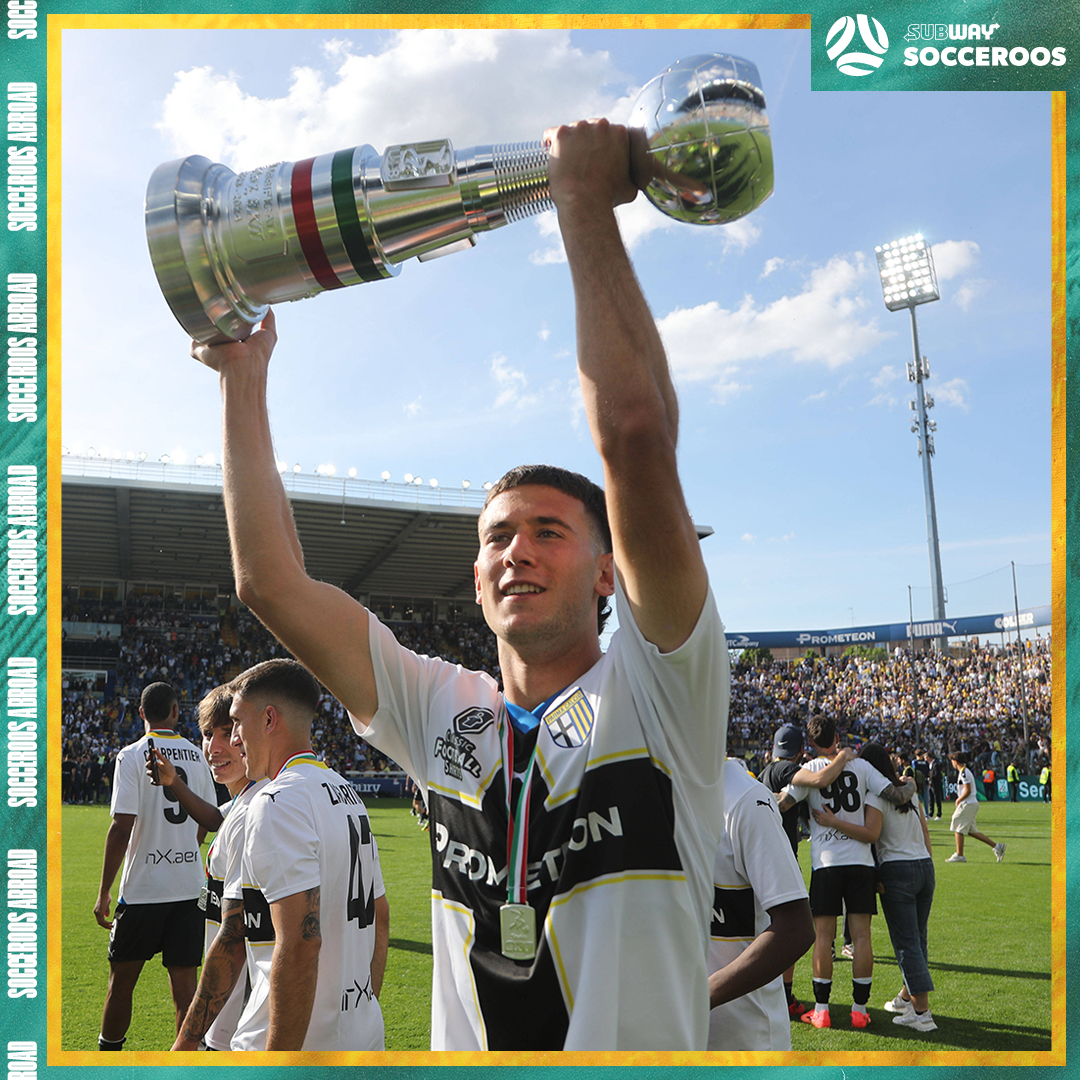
[826,14,890,75]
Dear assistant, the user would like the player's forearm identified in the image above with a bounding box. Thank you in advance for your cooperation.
[371,894,390,999]
[97,821,131,897]
[165,775,224,831]
[708,900,814,1008]
[173,912,246,1049]
[265,937,320,1050]
[219,363,306,608]
[879,778,916,806]
[562,205,678,457]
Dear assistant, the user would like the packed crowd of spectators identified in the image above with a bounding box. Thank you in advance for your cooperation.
[728,637,1052,775]
[61,595,1051,803]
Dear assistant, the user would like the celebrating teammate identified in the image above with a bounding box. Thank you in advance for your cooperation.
[93,682,215,1049]
[192,119,729,1050]
[224,660,388,1051]
[707,758,813,1050]
[776,714,915,1030]
[151,684,267,1052]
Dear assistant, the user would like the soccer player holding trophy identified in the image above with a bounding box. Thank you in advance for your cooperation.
[160,55,772,1050]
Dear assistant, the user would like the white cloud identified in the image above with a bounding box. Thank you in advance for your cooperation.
[761,257,785,278]
[658,253,887,385]
[741,532,756,543]
[711,371,750,403]
[803,389,828,404]
[157,30,627,170]
[931,239,980,280]
[538,324,551,341]
[403,397,424,418]
[871,364,898,389]
[951,278,990,311]
[933,377,970,411]
[491,353,537,409]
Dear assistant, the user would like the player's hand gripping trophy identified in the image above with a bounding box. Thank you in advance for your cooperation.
[146,54,773,344]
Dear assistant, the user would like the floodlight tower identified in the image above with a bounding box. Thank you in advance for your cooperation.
[875,234,948,652]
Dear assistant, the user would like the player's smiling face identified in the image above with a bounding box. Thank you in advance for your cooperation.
[229,694,270,782]
[474,484,613,651]
[203,723,246,787]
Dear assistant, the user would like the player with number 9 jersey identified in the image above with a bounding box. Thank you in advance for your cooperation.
[110,728,216,903]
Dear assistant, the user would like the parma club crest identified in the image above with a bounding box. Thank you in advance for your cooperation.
[543,689,594,749]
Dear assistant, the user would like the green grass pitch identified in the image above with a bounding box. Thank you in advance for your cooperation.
[61,797,1051,1052]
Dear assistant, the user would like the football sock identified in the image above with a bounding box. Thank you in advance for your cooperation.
[812,979,832,1012]
[783,981,794,1005]
[98,1036,125,1051]
[852,976,872,1011]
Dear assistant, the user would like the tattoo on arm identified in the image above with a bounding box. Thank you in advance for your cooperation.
[880,782,912,806]
[775,791,795,813]
[301,887,321,942]
[180,900,246,1044]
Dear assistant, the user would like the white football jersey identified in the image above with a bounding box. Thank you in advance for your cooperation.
[230,758,385,1052]
[110,729,215,903]
[356,577,730,1051]
[707,761,807,1051]
[956,766,978,806]
[204,779,266,1052]
[784,756,896,871]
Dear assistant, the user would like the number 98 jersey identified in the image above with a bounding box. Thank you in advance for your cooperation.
[785,756,893,870]
[110,729,216,903]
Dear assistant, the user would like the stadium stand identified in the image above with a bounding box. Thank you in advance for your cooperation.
[60,462,1051,802]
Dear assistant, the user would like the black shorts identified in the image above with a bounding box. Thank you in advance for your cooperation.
[809,864,878,918]
[107,899,204,967]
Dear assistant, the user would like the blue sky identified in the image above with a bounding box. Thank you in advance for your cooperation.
[60,26,1052,634]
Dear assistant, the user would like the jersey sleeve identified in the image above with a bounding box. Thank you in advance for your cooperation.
[109,744,143,817]
[728,788,807,911]
[608,577,730,788]
[243,787,321,904]
[782,780,809,804]
[356,612,497,798]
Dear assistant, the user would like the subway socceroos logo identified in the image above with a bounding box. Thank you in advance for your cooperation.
[826,14,1067,74]
[903,22,1066,68]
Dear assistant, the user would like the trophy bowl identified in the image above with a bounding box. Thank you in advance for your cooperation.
[631,53,772,225]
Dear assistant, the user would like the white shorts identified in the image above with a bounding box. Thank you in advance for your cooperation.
[950,802,979,834]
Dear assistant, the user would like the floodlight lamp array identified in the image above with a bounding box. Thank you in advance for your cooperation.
[875,234,940,311]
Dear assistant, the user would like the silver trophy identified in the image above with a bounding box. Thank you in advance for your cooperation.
[146,53,772,344]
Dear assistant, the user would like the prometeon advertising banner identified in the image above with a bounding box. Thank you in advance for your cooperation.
[0,2,1068,1079]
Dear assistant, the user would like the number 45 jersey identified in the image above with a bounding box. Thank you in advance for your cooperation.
[110,729,215,903]
[231,756,386,1052]
[784,756,896,870]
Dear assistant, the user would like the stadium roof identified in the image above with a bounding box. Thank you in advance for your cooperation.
[61,457,714,604]
[62,458,487,603]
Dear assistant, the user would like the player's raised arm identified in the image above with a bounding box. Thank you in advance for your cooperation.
[192,311,378,725]
[546,120,708,653]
